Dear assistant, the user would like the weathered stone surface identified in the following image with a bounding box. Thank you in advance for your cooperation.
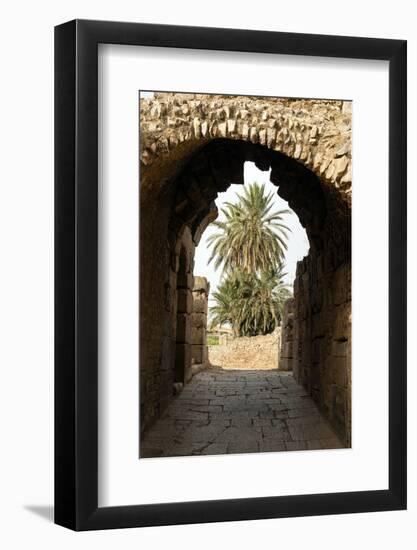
[291,250,351,446]
[177,289,193,314]
[192,344,206,364]
[192,294,207,314]
[191,277,210,373]
[208,329,281,370]
[279,298,294,371]
[193,276,209,292]
[176,313,191,344]
[175,344,191,372]
[191,324,205,342]
[333,303,351,341]
[140,94,352,201]
[333,263,351,306]
[140,368,345,458]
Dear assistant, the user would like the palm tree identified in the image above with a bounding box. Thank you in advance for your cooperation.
[207,182,290,274]
[235,267,292,336]
[210,267,291,337]
[209,276,239,333]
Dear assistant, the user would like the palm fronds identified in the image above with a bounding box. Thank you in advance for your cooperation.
[207,182,290,274]
[210,267,292,337]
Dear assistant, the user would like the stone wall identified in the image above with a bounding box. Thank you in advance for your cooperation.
[292,258,351,445]
[208,329,281,370]
[269,254,351,447]
[191,276,210,369]
[140,219,195,433]
[278,257,351,445]
[279,298,294,371]
[174,230,195,386]
[140,189,175,434]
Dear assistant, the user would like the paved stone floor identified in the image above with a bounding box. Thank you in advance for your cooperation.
[140,367,344,458]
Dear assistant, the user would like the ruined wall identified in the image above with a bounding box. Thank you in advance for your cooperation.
[140,190,175,434]
[140,219,195,434]
[191,276,210,369]
[140,93,352,202]
[279,249,351,445]
[174,229,195,386]
[209,329,281,371]
[292,257,351,445]
[280,298,294,371]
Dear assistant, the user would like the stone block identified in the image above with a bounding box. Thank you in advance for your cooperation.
[191,324,205,344]
[191,344,207,364]
[285,441,308,451]
[200,443,229,456]
[170,252,180,273]
[191,312,206,328]
[177,271,194,290]
[316,254,325,280]
[175,343,191,383]
[312,311,327,338]
[228,441,259,454]
[333,263,351,306]
[176,313,191,344]
[193,276,209,293]
[184,362,193,384]
[311,285,323,313]
[330,356,348,387]
[322,278,334,308]
[332,339,348,357]
[333,303,351,341]
[293,276,300,295]
[177,289,193,314]
[281,341,293,358]
[330,385,347,439]
[193,295,207,314]
[279,358,293,371]
[160,337,175,372]
[302,271,310,291]
[312,337,325,363]
[283,297,294,316]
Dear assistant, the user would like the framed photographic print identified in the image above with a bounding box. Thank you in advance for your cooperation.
[55,19,407,530]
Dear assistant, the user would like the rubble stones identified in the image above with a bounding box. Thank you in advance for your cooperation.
[208,330,281,371]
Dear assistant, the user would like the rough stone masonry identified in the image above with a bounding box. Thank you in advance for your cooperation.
[139,93,351,446]
[209,329,281,371]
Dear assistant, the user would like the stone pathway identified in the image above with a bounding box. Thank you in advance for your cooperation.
[140,367,344,458]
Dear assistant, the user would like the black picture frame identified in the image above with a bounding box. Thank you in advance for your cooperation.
[55,19,407,531]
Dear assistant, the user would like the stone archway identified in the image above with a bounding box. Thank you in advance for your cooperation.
[139,93,351,445]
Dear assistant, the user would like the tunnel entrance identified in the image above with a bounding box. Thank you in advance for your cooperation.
[139,93,352,453]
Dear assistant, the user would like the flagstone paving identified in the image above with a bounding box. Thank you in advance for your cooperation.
[140,367,345,458]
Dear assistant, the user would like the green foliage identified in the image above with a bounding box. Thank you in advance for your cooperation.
[207,182,290,274]
[208,182,292,337]
[206,334,219,346]
[210,267,291,337]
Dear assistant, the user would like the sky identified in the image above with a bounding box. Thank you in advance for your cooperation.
[194,162,310,305]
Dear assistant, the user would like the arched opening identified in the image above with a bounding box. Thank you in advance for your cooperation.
[139,93,351,456]
[195,165,309,370]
